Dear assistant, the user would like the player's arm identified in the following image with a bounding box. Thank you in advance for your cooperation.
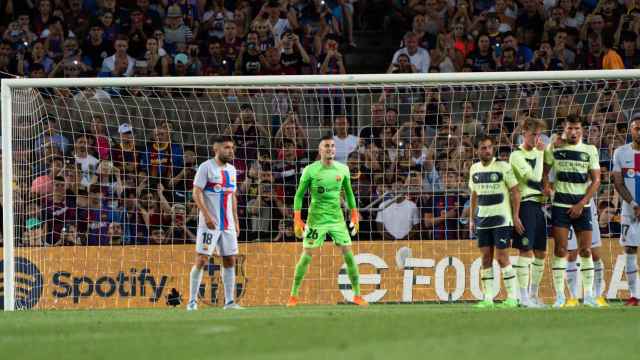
[193,164,216,230]
[568,146,600,218]
[342,167,359,235]
[509,150,543,183]
[611,148,637,206]
[505,164,524,234]
[469,190,477,236]
[542,145,554,196]
[293,166,312,238]
[232,192,240,234]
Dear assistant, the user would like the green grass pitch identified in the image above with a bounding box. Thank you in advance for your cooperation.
[2,304,639,360]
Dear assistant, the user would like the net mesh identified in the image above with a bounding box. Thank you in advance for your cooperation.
[3,78,639,309]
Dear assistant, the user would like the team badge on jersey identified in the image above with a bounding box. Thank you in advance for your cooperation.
[628,169,635,178]
[580,153,589,161]
[336,175,341,182]
[490,173,499,182]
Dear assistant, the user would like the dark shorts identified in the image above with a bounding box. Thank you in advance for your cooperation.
[551,205,592,231]
[513,201,548,251]
[477,226,513,249]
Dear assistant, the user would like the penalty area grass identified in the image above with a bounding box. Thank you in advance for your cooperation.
[1,304,638,360]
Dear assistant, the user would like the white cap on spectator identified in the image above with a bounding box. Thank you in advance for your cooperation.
[174,53,189,65]
[167,5,182,18]
[118,123,133,134]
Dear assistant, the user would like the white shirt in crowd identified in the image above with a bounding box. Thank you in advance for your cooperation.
[376,198,420,239]
[75,154,100,187]
[101,54,136,76]
[391,47,431,73]
[333,134,359,163]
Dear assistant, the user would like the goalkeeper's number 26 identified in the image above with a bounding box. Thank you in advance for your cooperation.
[306,228,318,240]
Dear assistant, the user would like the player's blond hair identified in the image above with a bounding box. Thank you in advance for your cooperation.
[520,117,546,132]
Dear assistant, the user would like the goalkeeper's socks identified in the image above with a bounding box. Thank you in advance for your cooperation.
[530,257,545,298]
[593,259,605,298]
[502,264,517,300]
[481,267,494,301]
[515,256,533,303]
[552,256,567,300]
[189,266,204,303]
[566,260,579,299]
[291,253,312,296]
[626,254,638,298]
[222,266,236,305]
[581,255,595,299]
[343,250,361,296]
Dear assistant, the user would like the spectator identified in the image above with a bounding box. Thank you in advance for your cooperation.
[73,135,100,187]
[149,225,168,244]
[387,53,417,73]
[101,35,135,76]
[99,12,119,43]
[317,34,346,74]
[84,184,111,245]
[423,169,466,240]
[202,39,229,75]
[140,124,184,188]
[274,219,296,242]
[333,115,359,163]
[136,0,163,29]
[226,103,270,162]
[107,222,124,245]
[166,203,195,244]
[375,183,421,240]
[497,47,524,71]
[23,217,45,247]
[31,157,63,196]
[111,123,140,175]
[359,103,386,148]
[82,23,112,72]
[42,176,76,245]
[279,31,311,75]
[171,52,201,76]
[143,36,170,76]
[235,31,264,75]
[274,111,308,150]
[36,115,70,156]
[528,40,565,71]
[221,22,242,64]
[169,147,197,204]
[163,5,193,53]
[619,31,640,69]
[121,189,148,245]
[466,34,496,72]
[391,32,431,73]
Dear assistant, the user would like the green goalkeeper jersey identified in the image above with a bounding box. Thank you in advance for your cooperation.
[294,160,357,226]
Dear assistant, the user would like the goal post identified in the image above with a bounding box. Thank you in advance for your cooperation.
[2,70,640,311]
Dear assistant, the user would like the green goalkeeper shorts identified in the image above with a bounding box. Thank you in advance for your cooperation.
[303,223,352,248]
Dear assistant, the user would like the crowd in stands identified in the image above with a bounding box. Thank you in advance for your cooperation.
[0,81,631,247]
[0,0,636,246]
[2,0,640,79]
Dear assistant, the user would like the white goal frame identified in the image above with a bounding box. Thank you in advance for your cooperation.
[3,69,640,311]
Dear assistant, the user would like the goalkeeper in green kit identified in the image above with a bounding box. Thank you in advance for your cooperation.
[287,134,368,307]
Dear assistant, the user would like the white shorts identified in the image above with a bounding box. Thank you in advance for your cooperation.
[568,207,601,251]
[196,227,238,257]
[620,216,640,247]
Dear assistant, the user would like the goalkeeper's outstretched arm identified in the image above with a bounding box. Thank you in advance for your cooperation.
[342,169,359,235]
[293,167,311,238]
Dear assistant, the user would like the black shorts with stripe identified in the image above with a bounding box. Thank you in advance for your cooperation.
[477,226,513,249]
[513,201,547,251]
[551,205,592,231]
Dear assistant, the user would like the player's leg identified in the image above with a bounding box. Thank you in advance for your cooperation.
[476,244,495,308]
[216,231,242,309]
[570,205,597,306]
[188,227,218,310]
[288,226,326,306]
[331,224,366,306]
[621,221,640,305]
[529,206,548,306]
[551,207,569,307]
[565,226,579,305]
[624,246,639,306]
[513,203,536,306]
[494,227,517,308]
[589,221,608,306]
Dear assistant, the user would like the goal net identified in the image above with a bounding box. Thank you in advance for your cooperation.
[2,72,639,310]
